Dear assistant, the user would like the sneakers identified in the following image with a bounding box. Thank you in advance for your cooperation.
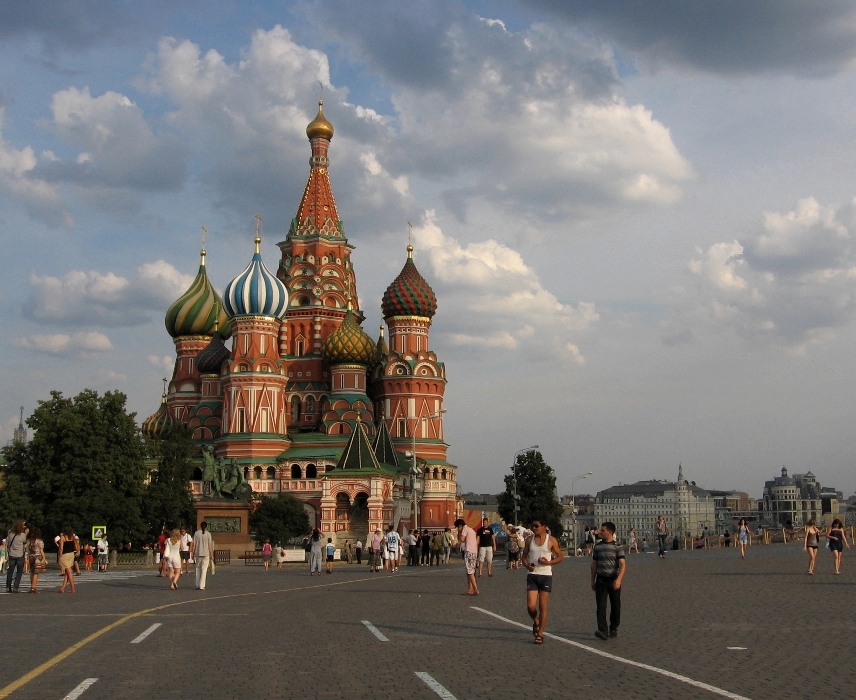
[595,630,608,640]
[609,629,618,638]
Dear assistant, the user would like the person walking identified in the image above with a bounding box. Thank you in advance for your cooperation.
[827,519,849,574]
[455,518,480,596]
[522,516,564,644]
[58,526,79,594]
[83,542,94,572]
[26,527,45,593]
[737,518,750,560]
[262,540,273,570]
[442,527,453,564]
[591,522,626,640]
[157,527,169,578]
[164,529,182,590]
[804,519,821,575]
[355,539,363,565]
[369,529,383,572]
[0,538,7,575]
[430,531,443,565]
[97,533,109,572]
[179,527,192,575]
[308,528,323,576]
[506,526,520,569]
[420,530,432,566]
[656,516,669,558]
[191,521,215,590]
[274,542,284,570]
[385,526,401,572]
[5,521,28,593]
[325,538,336,574]
[344,539,354,564]
[476,518,497,577]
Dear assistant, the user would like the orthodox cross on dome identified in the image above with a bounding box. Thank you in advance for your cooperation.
[254,214,262,252]
[200,225,207,264]
[161,377,168,397]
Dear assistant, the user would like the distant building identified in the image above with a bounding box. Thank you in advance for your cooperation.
[594,465,715,544]
[12,407,27,446]
[760,467,835,527]
[707,490,755,533]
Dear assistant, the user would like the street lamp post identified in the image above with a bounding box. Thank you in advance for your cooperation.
[512,445,539,527]
[411,410,446,531]
[571,471,593,556]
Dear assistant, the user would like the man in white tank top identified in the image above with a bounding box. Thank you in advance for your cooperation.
[522,516,564,644]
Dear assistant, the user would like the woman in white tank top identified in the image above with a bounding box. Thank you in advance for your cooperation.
[523,519,564,644]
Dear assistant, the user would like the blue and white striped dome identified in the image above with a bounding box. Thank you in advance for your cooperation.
[223,237,288,319]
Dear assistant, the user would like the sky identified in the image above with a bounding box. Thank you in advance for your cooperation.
[2,1,856,500]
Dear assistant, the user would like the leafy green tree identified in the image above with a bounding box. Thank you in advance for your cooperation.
[0,390,149,546]
[497,450,564,536]
[141,422,197,539]
[249,494,310,546]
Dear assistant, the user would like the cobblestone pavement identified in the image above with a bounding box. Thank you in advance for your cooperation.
[0,543,851,699]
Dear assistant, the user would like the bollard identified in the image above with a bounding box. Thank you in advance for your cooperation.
[110,549,117,567]
[145,549,154,567]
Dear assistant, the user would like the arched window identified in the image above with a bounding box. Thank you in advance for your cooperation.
[253,466,262,480]
[291,396,301,422]
[291,464,302,479]
[441,469,447,480]
[191,467,203,481]
[243,467,250,479]
[266,467,276,480]
[306,464,317,479]
[432,468,439,480]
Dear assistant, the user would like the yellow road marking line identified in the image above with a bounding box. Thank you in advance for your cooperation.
[0,574,387,698]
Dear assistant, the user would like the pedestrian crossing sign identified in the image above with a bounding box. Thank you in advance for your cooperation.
[92,526,107,539]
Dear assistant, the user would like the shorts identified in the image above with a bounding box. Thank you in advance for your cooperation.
[180,551,190,560]
[478,546,493,564]
[508,551,519,561]
[326,555,335,562]
[526,573,553,593]
[384,549,399,560]
[739,535,748,545]
[464,551,478,575]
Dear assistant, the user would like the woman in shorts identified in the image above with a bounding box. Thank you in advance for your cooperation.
[827,519,849,574]
[522,516,564,644]
[627,528,639,554]
[506,526,520,569]
[803,519,821,575]
[737,518,750,560]
[164,529,182,590]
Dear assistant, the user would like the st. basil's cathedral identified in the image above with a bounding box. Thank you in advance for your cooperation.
[142,101,462,546]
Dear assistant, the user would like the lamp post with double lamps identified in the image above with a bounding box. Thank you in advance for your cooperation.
[512,445,539,527]
[411,410,446,531]
[571,471,593,556]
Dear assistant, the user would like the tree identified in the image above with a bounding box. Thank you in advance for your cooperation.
[249,494,310,546]
[141,422,197,538]
[497,450,564,536]
[0,390,149,546]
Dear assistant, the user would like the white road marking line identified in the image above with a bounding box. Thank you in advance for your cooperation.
[727,646,747,650]
[471,607,752,700]
[415,672,457,700]
[130,623,162,644]
[61,678,98,700]
[361,620,390,642]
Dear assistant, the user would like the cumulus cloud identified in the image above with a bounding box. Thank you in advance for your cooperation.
[148,354,174,375]
[521,0,856,77]
[309,3,692,222]
[35,86,187,194]
[681,196,856,350]
[24,260,194,327]
[0,107,70,226]
[412,211,597,362]
[11,331,113,358]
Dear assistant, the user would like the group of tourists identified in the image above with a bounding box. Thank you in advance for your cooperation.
[157,522,216,590]
[803,518,850,575]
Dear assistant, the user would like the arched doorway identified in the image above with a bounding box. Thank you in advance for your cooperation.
[350,492,370,539]
[335,492,350,526]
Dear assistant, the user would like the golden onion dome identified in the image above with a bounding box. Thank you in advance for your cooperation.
[322,309,375,366]
[141,393,180,440]
[306,100,334,141]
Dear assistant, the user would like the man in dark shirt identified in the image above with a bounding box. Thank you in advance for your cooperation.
[476,518,497,577]
[591,521,626,640]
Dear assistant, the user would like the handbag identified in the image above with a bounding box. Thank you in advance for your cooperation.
[34,556,47,574]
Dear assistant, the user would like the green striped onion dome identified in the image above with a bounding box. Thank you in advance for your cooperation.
[381,245,437,319]
[165,251,232,338]
[322,310,376,366]
[141,395,180,439]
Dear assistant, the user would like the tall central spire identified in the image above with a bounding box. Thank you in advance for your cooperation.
[288,100,342,239]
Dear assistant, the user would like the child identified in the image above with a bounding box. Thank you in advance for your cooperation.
[83,542,94,572]
[591,522,626,640]
[325,538,335,574]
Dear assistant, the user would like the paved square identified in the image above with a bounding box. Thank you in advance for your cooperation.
[0,544,850,699]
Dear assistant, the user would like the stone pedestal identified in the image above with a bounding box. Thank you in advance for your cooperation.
[196,499,255,557]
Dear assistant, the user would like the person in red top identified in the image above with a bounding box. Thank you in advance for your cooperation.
[455,518,480,596]
[157,528,168,578]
